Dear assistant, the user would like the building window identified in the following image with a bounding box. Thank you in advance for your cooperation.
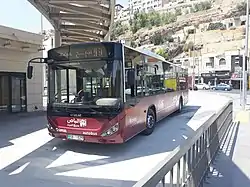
[45,65,48,81]
[0,75,9,112]
[234,56,240,66]
[241,21,246,25]
[175,60,181,64]
[206,57,214,67]
[0,72,27,113]
[183,59,189,67]
[219,58,226,65]
[194,58,199,66]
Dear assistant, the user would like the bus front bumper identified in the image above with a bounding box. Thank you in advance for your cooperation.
[48,129,124,144]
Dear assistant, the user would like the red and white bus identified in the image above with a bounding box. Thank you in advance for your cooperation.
[27,42,188,144]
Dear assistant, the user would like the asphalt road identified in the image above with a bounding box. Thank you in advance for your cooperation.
[202,88,244,95]
[0,92,231,187]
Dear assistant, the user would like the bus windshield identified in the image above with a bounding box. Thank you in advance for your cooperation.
[48,59,123,108]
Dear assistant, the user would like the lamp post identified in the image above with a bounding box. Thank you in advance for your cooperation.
[242,0,249,110]
[237,49,242,105]
[198,46,203,83]
[192,29,196,89]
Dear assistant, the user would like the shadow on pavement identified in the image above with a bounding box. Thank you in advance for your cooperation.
[5,104,210,187]
[204,122,250,187]
[43,106,201,164]
[0,113,47,148]
[1,104,222,187]
[0,172,136,187]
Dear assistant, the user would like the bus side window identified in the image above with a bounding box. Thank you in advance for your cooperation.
[135,68,145,97]
[179,73,188,90]
[125,69,136,101]
[164,71,176,92]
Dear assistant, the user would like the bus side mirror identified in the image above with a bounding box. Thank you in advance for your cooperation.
[27,65,33,79]
[127,69,135,86]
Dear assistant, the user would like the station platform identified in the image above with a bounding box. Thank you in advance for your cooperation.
[204,97,250,187]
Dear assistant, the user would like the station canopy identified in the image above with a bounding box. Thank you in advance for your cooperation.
[28,0,115,45]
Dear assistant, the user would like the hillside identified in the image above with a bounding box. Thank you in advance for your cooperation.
[112,0,246,60]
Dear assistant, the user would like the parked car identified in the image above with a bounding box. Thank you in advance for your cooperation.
[195,83,210,90]
[211,83,232,91]
[189,85,198,91]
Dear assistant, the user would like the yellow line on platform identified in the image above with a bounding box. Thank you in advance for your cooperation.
[235,110,250,124]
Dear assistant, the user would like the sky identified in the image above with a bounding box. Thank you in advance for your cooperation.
[0,0,128,34]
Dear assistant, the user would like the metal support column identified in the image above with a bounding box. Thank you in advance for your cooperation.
[55,30,61,47]
[242,0,249,110]
[55,30,62,102]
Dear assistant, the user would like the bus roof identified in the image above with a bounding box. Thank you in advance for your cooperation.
[124,45,166,62]
[124,45,182,69]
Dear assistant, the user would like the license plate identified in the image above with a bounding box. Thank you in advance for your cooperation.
[67,134,84,141]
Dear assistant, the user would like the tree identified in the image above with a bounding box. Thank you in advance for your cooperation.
[161,12,177,25]
[130,11,140,33]
[129,11,177,33]
[165,35,174,43]
[138,12,149,28]
[175,8,182,16]
[207,22,226,30]
[110,21,128,40]
[148,11,161,27]
[236,2,250,16]
[151,33,163,45]
[192,1,212,13]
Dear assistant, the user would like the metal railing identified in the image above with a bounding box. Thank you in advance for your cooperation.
[133,101,233,187]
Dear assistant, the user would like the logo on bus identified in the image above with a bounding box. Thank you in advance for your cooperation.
[79,119,87,127]
[66,118,87,128]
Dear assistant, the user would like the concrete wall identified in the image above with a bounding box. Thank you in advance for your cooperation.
[0,25,43,112]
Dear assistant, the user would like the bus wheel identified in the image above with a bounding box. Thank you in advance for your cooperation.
[177,98,183,113]
[142,108,156,136]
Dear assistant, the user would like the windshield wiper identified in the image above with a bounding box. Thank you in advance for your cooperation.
[66,106,107,116]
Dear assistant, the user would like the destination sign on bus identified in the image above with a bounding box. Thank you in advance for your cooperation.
[49,44,112,61]
[71,46,108,59]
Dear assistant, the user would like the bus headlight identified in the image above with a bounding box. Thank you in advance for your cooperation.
[47,124,55,131]
[101,123,119,137]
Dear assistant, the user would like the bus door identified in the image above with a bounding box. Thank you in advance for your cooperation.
[124,68,139,136]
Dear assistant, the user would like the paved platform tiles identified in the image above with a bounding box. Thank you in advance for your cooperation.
[205,120,250,186]
[235,110,250,124]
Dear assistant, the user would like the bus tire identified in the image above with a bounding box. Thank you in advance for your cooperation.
[177,98,183,113]
[142,108,156,136]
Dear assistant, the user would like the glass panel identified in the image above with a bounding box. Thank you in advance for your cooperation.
[49,60,122,108]
[55,69,67,102]
[69,69,77,95]
[54,69,77,103]
[20,79,26,110]
[164,69,177,92]
[0,75,9,112]
[11,76,21,112]
[11,75,26,112]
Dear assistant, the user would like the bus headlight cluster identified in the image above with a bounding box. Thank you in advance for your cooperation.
[101,123,119,137]
[47,124,55,131]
